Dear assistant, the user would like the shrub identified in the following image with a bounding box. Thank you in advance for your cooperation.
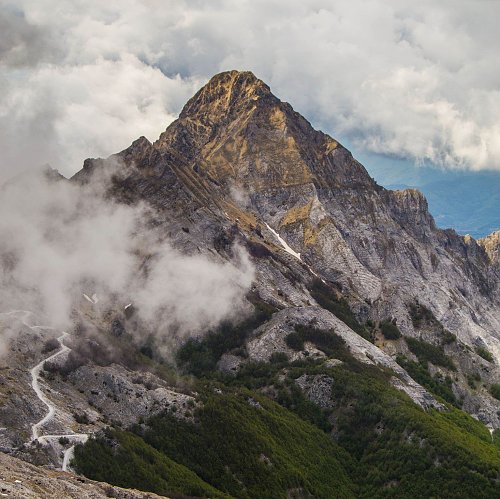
[489,384,500,400]
[467,373,481,390]
[406,337,456,370]
[442,330,457,345]
[380,320,402,340]
[476,347,494,363]
[73,372,500,499]
[270,352,289,364]
[309,279,372,342]
[408,302,437,329]
[397,355,461,407]
[41,337,60,354]
[285,324,350,360]
[285,332,304,351]
[177,300,276,376]
[74,412,90,424]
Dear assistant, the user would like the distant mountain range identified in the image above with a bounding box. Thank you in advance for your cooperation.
[360,155,500,239]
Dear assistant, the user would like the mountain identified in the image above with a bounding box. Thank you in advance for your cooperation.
[361,159,500,239]
[74,70,500,412]
[1,70,500,497]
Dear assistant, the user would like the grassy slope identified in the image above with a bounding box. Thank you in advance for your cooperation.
[74,356,500,498]
[75,391,355,498]
[73,430,229,498]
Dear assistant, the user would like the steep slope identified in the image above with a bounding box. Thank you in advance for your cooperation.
[75,339,500,498]
[72,70,500,426]
[480,231,500,266]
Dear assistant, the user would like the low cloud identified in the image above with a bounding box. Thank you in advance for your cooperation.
[1,0,499,179]
[0,168,254,354]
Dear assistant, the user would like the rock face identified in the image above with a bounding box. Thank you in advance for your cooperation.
[247,306,444,410]
[0,309,194,469]
[68,70,500,425]
[480,230,500,266]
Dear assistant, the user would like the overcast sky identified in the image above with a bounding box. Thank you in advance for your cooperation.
[1,0,499,180]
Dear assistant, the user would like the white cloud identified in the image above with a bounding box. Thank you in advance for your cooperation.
[0,169,254,351]
[1,0,499,179]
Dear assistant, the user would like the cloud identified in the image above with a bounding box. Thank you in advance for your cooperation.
[0,169,254,354]
[0,8,46,66]
[0,0,499,182]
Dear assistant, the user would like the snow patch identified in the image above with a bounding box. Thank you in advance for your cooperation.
[83,293,98,304]
[265,223,301,260]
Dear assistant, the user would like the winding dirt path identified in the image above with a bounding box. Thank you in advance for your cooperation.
[2,310,90,471]
[30,333,69,441]
[29,331,89,470]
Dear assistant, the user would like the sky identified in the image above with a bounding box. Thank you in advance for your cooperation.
[1,0,499,182]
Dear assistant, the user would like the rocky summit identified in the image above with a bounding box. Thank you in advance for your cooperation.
[1,70,500,498]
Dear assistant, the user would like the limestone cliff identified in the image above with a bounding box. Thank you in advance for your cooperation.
[480,230,500,266]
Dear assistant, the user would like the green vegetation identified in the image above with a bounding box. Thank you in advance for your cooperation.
[405,337,456,371]
[397,356,461,407]
[329,365,500,498]
[490,384,500,401]
[285,331,304,350]
[176,300,276,376]
[276,382,333,432]
[408,303,456,347]
[74,346,500,498]
[72,310,500,499]
[476,346,494,363]
[494,430,500,451]
[409,302,439,329]
[73,430,228,498]
[441,330,457,345]
[309,279,372,342]
[285,324,350,359]
[467,373,481,390]
[379,320,402,340]
[269,351,288,364]
[75,393,355,498]
[73,412,90,424]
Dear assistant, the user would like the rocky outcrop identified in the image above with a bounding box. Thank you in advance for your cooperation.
[0,310,196,466]
[246,306,443,410]
[479,230,500,266]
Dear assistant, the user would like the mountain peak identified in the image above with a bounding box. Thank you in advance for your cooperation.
[179,70,273,122]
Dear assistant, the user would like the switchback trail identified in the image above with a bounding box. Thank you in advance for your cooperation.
[3,311,91,471]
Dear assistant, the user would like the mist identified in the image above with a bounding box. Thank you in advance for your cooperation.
[0,167,254,356]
